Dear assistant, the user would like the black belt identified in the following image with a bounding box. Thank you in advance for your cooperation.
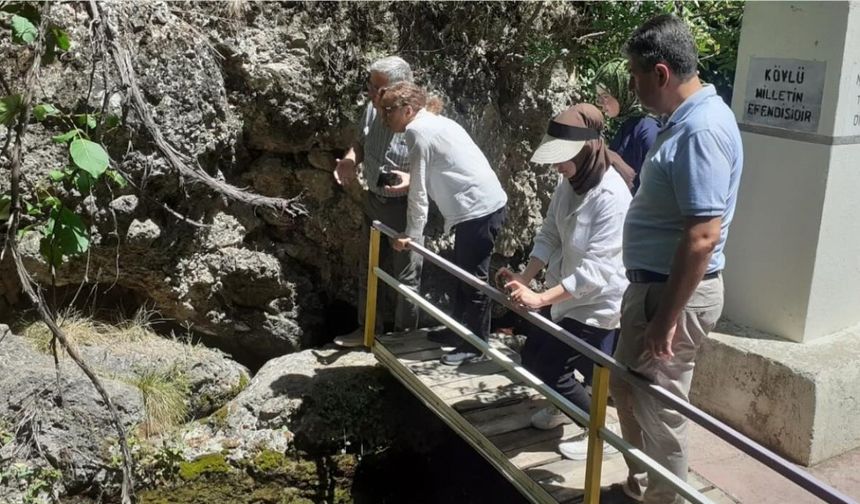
[372,191,407,202]
[626,269,721,283]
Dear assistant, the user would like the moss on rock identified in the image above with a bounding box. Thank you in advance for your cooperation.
[177,453,232,481]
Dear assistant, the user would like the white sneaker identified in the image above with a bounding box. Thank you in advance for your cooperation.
[530,405,573,430]
[558,422,621,461]
[621,474,647,502]
[333,327,365,348]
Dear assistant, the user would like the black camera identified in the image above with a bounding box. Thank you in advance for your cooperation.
[376,169,402,188]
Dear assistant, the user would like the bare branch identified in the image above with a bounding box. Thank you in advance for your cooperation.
[0,72,10,95]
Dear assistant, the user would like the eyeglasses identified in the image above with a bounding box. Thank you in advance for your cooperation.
[382,104,405,115]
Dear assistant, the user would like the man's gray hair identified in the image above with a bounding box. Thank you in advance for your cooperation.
[370,56,413,84]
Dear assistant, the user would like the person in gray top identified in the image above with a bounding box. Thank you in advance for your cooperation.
[333,56,423,347]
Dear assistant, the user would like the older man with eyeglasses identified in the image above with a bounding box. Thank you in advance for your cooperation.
[332,56,424,347]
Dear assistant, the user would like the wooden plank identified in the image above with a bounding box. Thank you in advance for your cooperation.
[493,423,586,454]
[432,372,520,400]
[408,354,506,383]
[525,455,629,502]
[687,471,715,492]
[464,396,549,437]
[508,441,563,470]
[448,383,539,414]
[376,330,442,355]
[507,426,589,470]
[396,346,446,363]
[699,486,740,503]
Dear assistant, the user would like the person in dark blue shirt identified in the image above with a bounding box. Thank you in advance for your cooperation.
[595,59,660,194]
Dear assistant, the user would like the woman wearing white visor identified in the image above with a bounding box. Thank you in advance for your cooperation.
[497,103,632,460]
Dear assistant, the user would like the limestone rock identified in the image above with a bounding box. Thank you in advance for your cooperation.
[0,333,144,496]
[182,347,391,461]
[126,218,162,246]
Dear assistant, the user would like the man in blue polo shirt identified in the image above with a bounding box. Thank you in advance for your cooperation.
[609,15,743,504]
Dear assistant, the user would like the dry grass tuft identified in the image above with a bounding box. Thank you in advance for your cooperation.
[127,365,190,438]
[223,0,248,19]
[20,306,159,354]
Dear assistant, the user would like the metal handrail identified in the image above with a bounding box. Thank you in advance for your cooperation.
[369,219,855,504]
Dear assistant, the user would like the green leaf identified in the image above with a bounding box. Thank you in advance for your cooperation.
[104,114,121,129]
[16,223,36,239]
[42,195,61,209]
[52,130,77,143]
[25,201,41,216]
[73,171,93,193]
[69,138,109,178]
[0,94,22,126]
[74,114,97,129]
[52,27,70,51]
[11,15,38,45]
[0,194,10,221]
[105,169,128,188]
[48,170,66,182]
[1,4,41,23]
[34,103,59,121]
[39,207,89,266]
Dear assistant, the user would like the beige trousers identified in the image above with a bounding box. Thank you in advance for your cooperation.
[610,277,724,504]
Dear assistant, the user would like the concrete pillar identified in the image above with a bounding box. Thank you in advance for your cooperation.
[724,1,860,343]
[692,1,860,466]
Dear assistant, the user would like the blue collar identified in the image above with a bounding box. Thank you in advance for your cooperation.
[659,85,717,132]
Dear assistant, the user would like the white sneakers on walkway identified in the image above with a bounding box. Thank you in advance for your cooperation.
[558,422,621,461]
[530,405,574,430]
[333,327,365,348]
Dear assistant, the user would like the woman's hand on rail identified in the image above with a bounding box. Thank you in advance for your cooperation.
[495,267,527,289]
[383,169,410,197]
[505,280,545,311]
[392,234,412,252]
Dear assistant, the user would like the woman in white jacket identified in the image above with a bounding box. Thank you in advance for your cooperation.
[379,82,508,366]
[498,104,632,460]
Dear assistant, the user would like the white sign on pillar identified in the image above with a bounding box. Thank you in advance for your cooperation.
[742,57,827,132]
[850,71,860,132]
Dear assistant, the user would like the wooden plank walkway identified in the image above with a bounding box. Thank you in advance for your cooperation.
[373,328,739,504]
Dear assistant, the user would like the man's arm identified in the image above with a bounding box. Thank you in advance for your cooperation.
[334,142,364,186]
[644,215,721,358]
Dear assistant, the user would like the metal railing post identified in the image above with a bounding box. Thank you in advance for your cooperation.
[363,227,381,347]
[584,364,611,504]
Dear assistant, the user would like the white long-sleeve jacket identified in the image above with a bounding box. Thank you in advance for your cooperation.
[530,168,631,329]
[403,109,507,239]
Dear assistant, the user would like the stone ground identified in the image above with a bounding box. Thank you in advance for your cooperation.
[688,421,860,503]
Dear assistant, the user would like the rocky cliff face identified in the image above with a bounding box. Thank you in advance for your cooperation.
[1,2,584,364]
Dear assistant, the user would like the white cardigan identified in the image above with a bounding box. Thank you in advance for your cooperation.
[531,168,632,329]
[403,109,507,239]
